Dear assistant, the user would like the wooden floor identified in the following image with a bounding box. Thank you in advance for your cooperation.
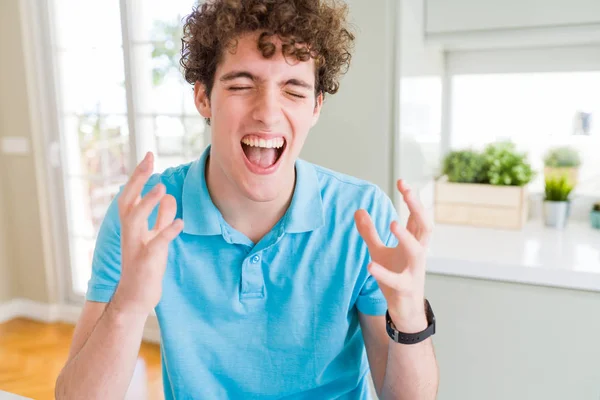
[0,318,163,400]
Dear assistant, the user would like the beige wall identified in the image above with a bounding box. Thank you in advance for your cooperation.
[0,1,16,303]
[0,172,14,303]
[0,0,50,303]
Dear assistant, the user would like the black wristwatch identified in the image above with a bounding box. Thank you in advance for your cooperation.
[385,299,436,345]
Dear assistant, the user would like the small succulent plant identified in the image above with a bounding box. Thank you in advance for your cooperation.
[544,174,575,202]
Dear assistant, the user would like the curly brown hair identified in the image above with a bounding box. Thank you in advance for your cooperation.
[180,0,355,101]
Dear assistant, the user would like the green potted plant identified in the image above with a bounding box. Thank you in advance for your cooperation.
[543,174,575,229]
[441,150,487,184]
[482,141,535,186]
[543,146,581,186]
[591,202,600,230]
[435,141,535,230]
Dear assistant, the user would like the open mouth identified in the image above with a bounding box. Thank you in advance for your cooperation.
[241,136,287,170]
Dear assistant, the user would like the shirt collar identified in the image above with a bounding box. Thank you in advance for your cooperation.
[181,146,222,236]
[283,158,325,233]
[181,145,325,236]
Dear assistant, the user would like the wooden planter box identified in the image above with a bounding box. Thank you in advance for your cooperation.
[434,177,529,230]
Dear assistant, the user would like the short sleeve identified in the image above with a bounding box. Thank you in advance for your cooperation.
[86,191,123,303]
[355,191,398,316]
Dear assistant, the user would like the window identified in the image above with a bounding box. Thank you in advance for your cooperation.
[399,77,442,189]
[450,71,600,195]
[48,0,205,297]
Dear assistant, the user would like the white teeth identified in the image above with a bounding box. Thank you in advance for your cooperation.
[241,137,285,149]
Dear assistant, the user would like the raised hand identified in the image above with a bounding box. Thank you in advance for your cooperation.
[111,152,184,315]
[354,180,432,332]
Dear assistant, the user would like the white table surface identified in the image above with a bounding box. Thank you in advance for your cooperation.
[426,220,600,292]
[0,391,31,400]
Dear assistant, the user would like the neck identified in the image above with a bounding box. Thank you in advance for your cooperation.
[205,155,295,244]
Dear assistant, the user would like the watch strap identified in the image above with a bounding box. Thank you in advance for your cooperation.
[385,299,436,345]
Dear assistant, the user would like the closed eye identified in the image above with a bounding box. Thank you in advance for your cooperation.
[287,92,306,99]
[228,86,252,91]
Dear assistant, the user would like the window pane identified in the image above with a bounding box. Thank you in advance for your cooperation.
[62,113,129,236]
[57,48,127,115]
[68,176,124,296]
[128,0,198,115]
[52,0,122,49]
[156,116,185,156]
[129,0,198,43]
[65,177,95,238]
[131,43,196,115]
[64,177,112,237]
[61,113,130,297]
[183,117,206,155]
[136,116,205,172]
[400,77,442,187]
[62,114,130,178]
[70,236,96,296]
[451,72,600,195]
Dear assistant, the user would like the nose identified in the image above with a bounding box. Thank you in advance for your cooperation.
[251,87,282,128]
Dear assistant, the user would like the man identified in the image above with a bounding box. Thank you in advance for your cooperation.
[56,0,439,398]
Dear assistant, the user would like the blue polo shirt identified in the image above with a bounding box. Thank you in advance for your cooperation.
[87,145,398,399]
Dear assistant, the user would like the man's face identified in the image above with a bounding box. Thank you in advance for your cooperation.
[195,32,323,202]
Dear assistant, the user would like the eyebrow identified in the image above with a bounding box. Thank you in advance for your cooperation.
[219,70,313,90]
[220,71,255,82]
[285,78,313,90]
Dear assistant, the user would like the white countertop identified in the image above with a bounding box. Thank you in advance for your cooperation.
[0,391,31,400]
[426,220,600,292]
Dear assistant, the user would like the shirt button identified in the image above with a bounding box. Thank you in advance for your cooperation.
[251,255,261,264]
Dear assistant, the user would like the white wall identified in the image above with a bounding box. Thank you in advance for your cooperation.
[425,0,600,34]
[397,0,444,221]
[447,45,600,75]
[427,274,600,400]
[401,0,444,78]
[301,0,398,196]
[301,0,443,208]
[302,2,600,400]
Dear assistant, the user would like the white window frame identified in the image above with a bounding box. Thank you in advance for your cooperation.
[441,45,600,150]
[440,44,600,218]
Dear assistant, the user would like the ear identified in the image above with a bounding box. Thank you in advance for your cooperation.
[194,81,212,120]
[311,92,324,127]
